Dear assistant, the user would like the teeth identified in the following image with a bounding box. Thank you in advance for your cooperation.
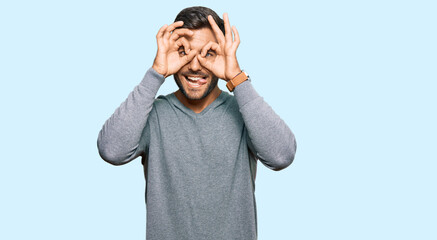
[187,77,202,81]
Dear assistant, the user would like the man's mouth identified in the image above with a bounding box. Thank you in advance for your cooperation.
[184,75,208,88]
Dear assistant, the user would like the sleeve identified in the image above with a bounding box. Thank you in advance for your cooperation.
[233,79,297,171]
[97,67,165,165]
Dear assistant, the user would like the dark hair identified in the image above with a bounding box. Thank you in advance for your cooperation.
[174,6,225,35]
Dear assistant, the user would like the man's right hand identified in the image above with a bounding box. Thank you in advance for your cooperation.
[152,21,197,78]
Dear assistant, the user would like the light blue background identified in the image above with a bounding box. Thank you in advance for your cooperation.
[1,0,436,239]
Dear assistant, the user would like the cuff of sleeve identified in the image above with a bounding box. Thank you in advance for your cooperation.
[233,78,261,107]
[139,67,165,91]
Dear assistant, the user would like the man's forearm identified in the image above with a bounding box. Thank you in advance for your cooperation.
[234,80,297,170]
[97,68,165,165]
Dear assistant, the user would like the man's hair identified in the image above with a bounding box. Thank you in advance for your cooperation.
[174,6,225,35]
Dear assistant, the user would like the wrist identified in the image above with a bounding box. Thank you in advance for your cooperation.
[152,64,167,78]
[140,67,166,89]
[226,70,249,92]
[226,68,242,81]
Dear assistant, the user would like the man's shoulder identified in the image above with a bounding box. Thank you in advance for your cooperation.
[154,93,174,107]
[146,94,174,117]
[221,91,238,109]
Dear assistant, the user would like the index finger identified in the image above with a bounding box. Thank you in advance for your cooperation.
[163,21,184,40]
[175,37,191,54]
[170,28,194,42]
[167,21,184,32]
[207,15,225,44]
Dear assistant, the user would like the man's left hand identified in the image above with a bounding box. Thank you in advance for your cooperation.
[198,13,242,81]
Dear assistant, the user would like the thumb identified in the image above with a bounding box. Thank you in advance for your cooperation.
[197,54,213,72]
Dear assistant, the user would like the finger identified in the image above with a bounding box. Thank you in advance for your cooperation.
[179,49,198,67]
[200,41,220,57]
[167,21,184,33]
[200,42,213,57]
[207,15,225,44]
[175,37,191,54]
[184,50,197,62]
[223,13,232,43]
[231,25,240,49]
[156,24,168,39]
[170,28,193,42]
[197,54,213,70]
[164,21,184,40]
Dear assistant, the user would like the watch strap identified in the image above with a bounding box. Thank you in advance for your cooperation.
[226,71,249,92]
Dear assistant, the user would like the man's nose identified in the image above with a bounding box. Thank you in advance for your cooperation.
[188,55,202,71]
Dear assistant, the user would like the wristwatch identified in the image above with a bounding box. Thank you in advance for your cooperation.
[226,71,249,92]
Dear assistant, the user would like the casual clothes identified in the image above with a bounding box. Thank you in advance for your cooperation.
[98,68,296,240]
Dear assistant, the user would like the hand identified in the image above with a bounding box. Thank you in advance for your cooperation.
[152,21,197,78]
[198,13,241,81]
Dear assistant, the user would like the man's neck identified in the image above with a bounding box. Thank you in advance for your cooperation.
[175,87,222,113]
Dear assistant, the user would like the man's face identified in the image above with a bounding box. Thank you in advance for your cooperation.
[174,27,219,101]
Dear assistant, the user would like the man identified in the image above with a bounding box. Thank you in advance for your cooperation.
[98,6,296,240]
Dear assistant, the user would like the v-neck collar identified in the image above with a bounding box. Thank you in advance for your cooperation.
[168,91,230,117]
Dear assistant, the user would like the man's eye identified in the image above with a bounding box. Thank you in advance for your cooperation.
[206,51,215,57]
[178,46,187,56]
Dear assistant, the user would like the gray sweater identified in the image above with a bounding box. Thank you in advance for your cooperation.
[97,68,296,240]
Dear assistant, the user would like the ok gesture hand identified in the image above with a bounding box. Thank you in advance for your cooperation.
[152,21,197,78]
[198,13,242,81]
